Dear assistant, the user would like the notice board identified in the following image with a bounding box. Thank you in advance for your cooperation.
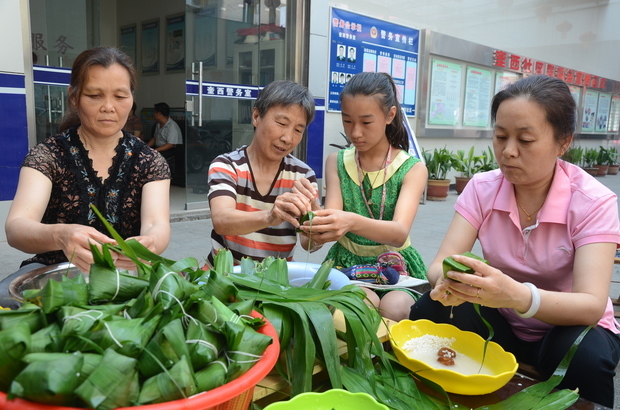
[328,8,420,116]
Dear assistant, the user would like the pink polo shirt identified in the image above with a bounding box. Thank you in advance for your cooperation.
[456,159,620,341]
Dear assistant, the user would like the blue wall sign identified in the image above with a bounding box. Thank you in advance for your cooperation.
[328,8,420,116]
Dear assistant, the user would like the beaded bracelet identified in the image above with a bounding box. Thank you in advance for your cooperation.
[514,282,541,318]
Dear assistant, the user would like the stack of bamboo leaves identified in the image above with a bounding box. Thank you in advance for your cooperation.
[226,257,583,410]
[0,208,272,410]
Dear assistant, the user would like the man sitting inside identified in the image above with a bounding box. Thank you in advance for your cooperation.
[148,102,183,159]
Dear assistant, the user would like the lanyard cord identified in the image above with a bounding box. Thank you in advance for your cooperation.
[355,145,392,220]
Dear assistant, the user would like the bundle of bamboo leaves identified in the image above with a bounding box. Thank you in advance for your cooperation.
[227,257,583,410]
[0,208,272,409]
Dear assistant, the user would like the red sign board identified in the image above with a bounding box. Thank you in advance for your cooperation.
[493,50,607,90]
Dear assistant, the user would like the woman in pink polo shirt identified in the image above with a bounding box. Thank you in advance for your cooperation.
[410,75,620,407]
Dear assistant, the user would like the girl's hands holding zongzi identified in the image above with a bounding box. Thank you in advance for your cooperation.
[297,208,353,244]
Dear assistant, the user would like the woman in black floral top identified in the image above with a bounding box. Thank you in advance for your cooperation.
[5,47,171,275]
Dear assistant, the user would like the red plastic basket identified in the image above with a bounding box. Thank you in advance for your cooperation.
[0,310,279,410]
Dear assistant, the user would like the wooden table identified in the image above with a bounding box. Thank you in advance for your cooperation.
[253,315,607,409]
[252,311,393,405]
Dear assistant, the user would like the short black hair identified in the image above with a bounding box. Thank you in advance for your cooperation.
[254,80,315,125]
[154,102,170,117]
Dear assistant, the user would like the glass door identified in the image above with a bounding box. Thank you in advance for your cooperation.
[30,0,99,143]
[184,0,288,209]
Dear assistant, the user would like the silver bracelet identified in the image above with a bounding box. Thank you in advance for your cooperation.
[514,282,541,319]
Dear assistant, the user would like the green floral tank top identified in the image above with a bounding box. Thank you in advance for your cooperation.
[324,147,427,279]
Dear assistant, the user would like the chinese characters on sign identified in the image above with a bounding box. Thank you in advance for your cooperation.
[186,82,259,100]
[32,32,75,65]
[328,8,420,115]
[492,49,607,90]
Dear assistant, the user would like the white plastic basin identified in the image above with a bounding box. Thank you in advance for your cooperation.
[233,261,350,290]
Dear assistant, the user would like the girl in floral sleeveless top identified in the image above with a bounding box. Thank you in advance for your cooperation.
[297,72,428,321]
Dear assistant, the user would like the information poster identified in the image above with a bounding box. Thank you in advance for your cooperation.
[581,90,599,132]
[119,25,136,66]
[165,14,185,72]
[494,72,520,94]
[141,20,160,75]
[428,59,462,126]
[463,66,492,127]
[595,92,611,133]
[569,85,581,106]
[328,8,420,115]
[609,95,620,133]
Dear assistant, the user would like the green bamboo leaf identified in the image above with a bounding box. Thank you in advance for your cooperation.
[535,389,579,409]
[112,238,179,268]
[239,257,256,275]
[442,251,487,278]
[262,304,293,353]
[195,357,227,392]
[263,258,290,286]
[75,348,140,410]
[213,248,234,273]
[185,320,224,369]
[88,263,149,304]
[268,302,315,396]
[30,323,61,353]
[138,355,196,404]
[138,318,190,378]
[303,259,334,289]
[0,322,31,391]
[290,312,315,395]
[341,365,446,410]
[299,302,342,388]
[296,210,315,233]
[473,303,493,370]
[478,326,592,410]
[0,305,45,334]
[90,204,139,262]
[222,320,273,382]
[9,352,84,406]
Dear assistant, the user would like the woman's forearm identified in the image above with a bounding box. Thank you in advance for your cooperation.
[346,213,411,247]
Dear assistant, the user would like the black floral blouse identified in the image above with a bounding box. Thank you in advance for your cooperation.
[20,127,171,267]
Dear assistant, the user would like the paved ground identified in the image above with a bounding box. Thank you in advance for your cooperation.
[1,172,620,408]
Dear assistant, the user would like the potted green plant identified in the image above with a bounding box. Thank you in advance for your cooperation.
[582,147,599,176]
[477,146,498,172]
[451,147,483,194]
[606,146,619,175]
[561,146,584,167]
[595,146,611,176]
[422,147,453,201]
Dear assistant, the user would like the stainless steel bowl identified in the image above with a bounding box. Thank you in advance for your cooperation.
[9,262,84,300]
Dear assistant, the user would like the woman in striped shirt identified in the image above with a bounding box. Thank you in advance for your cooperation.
[207,80,321,264]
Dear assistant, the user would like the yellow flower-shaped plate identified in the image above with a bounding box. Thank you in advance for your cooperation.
[390,319,518,395]
[264,389,388,410]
